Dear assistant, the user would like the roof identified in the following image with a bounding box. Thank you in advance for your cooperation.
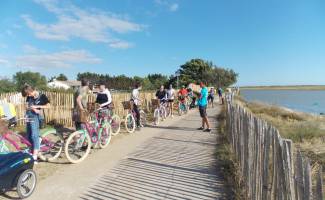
[50,80,81,87]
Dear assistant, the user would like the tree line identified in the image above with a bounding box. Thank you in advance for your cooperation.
[0,58,238,93]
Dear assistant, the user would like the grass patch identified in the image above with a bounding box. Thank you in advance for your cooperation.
[216,106,246,200]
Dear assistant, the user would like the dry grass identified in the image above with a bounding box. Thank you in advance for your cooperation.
[216,106,246,200]
[235,96,325,193]
[236,96,325,143]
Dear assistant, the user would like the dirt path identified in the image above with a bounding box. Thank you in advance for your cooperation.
[3,106,228,200]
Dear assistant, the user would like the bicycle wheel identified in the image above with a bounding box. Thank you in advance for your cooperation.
[65,131,91,164]
[99,122,112,149]
[17,169,37,199]
[153,108,160,125]
[125,113,136,133]
[110,115,121,136]
[178,103,183,116]
[140,110,147,127]
[39,130,64,162]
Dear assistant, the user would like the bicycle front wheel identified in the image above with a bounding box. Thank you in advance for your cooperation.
[140,110,147,127]
[65,131,91,164]
[39,130,64,162]
[153,108,160,125]
[99,122,112,149]
[111,115,121,136]
[125,114,136,133]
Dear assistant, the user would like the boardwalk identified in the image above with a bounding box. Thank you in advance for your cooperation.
[30,106,228,200]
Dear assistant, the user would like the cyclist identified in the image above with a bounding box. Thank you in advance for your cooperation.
[178,85,188,105]
[21,84,51,162]
[131,83,142,130]
[95,82,113,119]
[155,85,167,103]
[73,79,89,130]
[96,82,112,109]
[167,84,175,117]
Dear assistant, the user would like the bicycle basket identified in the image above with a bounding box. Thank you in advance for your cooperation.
[151,99,160,107]
[122,101,132,110]
[0,119,9,134]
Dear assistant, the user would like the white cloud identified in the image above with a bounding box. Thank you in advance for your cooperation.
[169,3,179,12]
[109,41,134,49]
[0,59,10,65]
[22,44,42,54]
[23,0,143,48]
[16,49,101,69]
[155,0,179,12]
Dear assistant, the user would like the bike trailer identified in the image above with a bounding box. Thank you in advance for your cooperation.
[0,152,36,199]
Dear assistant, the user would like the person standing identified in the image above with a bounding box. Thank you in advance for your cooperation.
[73,79,89,130]
[208,88,215,108]
[197,82,211,132]
[131,83,142,130]
[167,84,175,117]
[95,82,112,109]
[218,87,224,104]
[21,84,51,162]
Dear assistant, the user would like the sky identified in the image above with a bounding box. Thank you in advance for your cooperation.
[0,0,324,86]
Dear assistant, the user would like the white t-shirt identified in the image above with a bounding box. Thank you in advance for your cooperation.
[132,88,140,105]
[167,88,175,100]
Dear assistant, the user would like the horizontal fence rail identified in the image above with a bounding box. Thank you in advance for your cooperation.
[226,99,323,200]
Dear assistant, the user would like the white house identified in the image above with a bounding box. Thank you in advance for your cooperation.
[47,79,81,90]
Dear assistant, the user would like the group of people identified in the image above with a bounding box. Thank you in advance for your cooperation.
[15,80,220,163]
[154,84,196,117]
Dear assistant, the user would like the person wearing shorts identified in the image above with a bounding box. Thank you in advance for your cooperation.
[208,88,215,108]
[197,82,211,132]
[167,84,175,117]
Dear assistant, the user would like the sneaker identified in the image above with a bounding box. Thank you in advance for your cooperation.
[203,128,212,132]
[197,127,204,130]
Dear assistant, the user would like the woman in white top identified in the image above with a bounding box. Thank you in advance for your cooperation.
[131,83,142,129]
[167,84,175,117]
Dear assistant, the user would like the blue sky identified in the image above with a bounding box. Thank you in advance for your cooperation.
[0,0,324,86]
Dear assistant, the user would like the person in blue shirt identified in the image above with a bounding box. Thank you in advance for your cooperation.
[197,82,211,132]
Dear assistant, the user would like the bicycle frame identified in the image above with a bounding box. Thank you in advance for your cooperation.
[0,128,58,154]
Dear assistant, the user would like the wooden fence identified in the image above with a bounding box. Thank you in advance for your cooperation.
[226,100,324,200]
[0,91,156,127]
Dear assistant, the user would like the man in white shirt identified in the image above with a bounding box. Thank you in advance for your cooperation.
[167,84,175,117]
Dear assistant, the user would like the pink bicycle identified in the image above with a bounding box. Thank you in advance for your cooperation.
[0,118,64,162]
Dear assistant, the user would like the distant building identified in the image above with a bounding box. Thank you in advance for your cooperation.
[48,79,81,90]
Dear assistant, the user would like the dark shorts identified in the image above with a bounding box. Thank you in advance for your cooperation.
[208,95,214,101]
[199,105,207,118]
[168,99,174,103]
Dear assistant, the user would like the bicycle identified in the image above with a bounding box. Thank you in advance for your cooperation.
[152,99,168,125]
[95,103,121,136]
[122,101,147,133]
[64,108,112,164]
[178,96,189,116]
[0,117,64,162]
